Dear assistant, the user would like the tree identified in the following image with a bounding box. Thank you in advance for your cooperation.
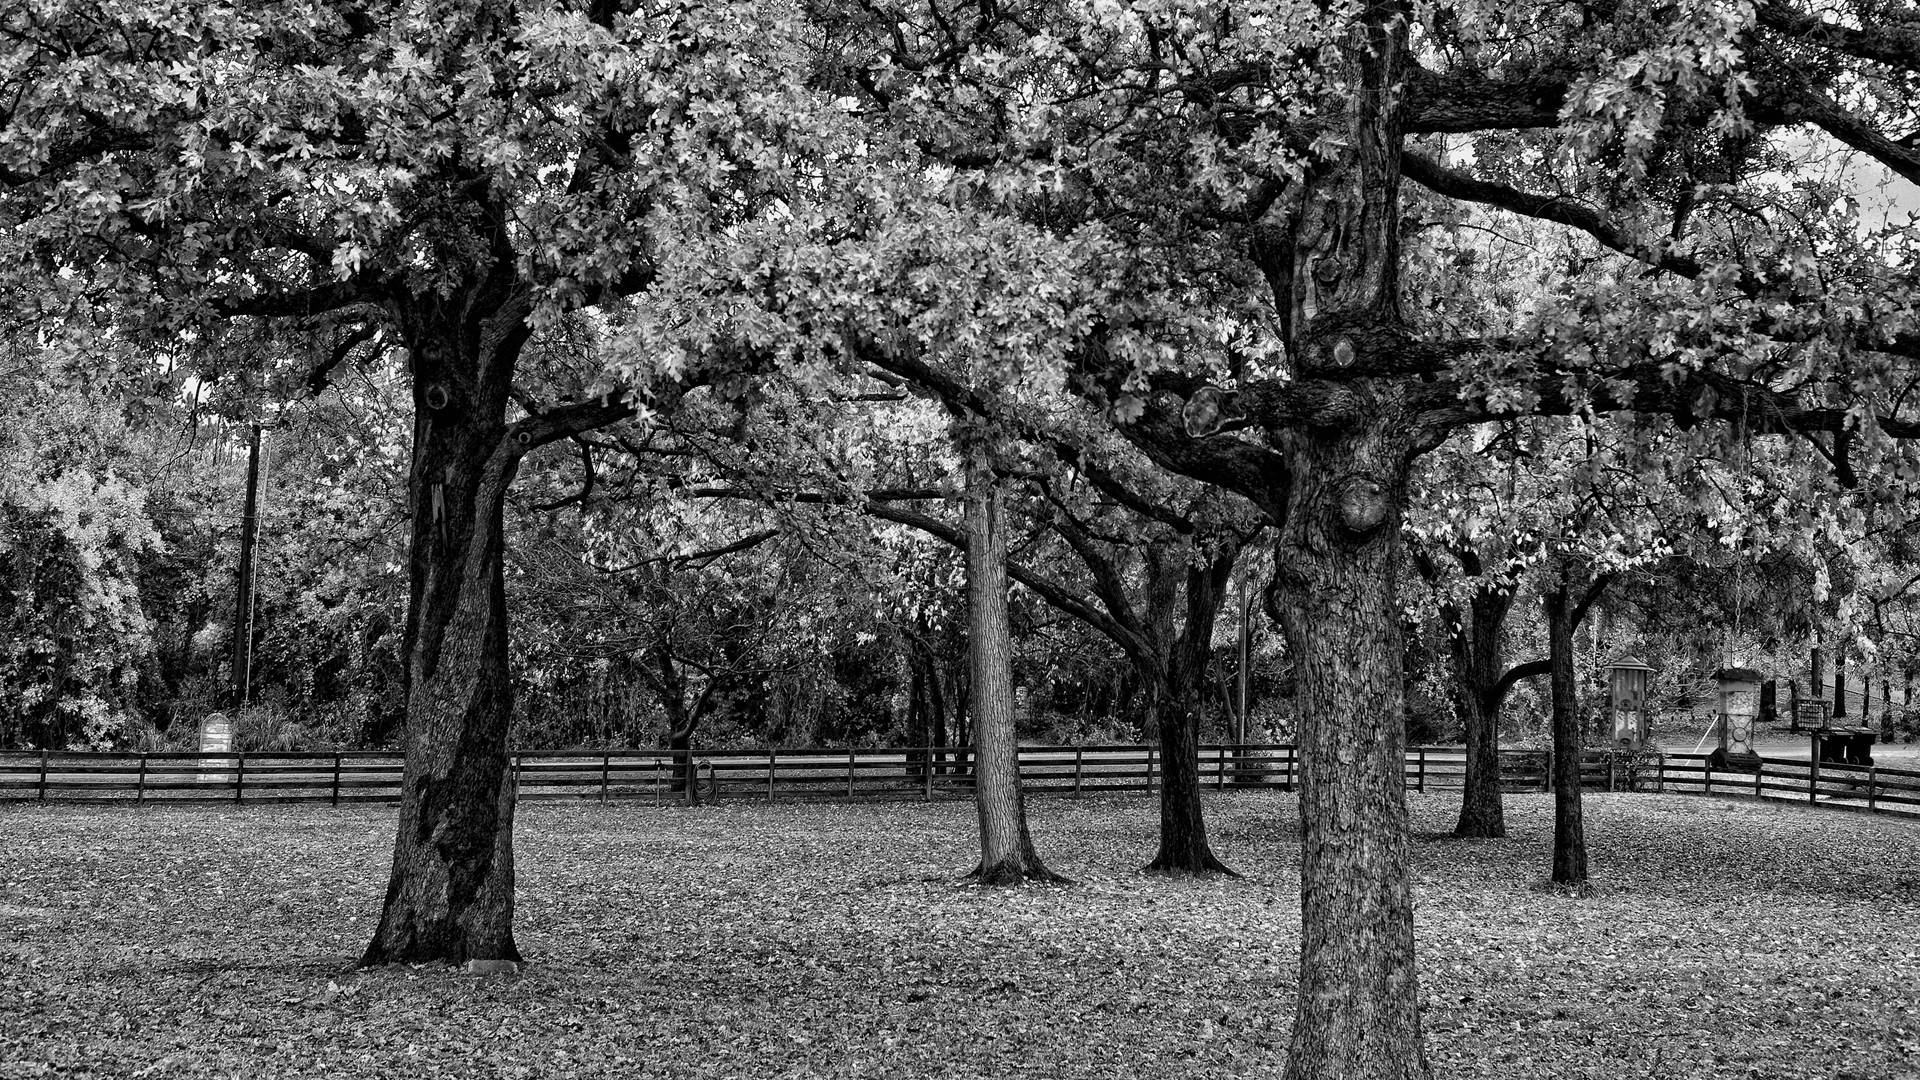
[1,0,861,966]
[760,4,1920,1075]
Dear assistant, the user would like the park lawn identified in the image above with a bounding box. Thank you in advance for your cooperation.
[1,792,1916,1080]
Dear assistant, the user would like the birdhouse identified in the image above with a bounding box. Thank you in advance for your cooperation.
[1607,658,1654,748]
[1713,666,1763,771]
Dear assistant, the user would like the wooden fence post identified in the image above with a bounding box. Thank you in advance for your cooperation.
[332,753,342,806]
[234,753,245,803]
[923,748,933,802]
[767,750,776,803]
[1074,746,1084,796]
[1754,760,1764,797]
[38,749,48,803]
[1217,745,1226,790]
[1809,754,1820,803]
[1656,753,1665,793]
[1703,756,1713,795]
[1542,748,1553,792]
[1416,747,1426,793]
[1284,746,1295,791]
[847,748,855,799]
[603,753,612,804]
[1867,767,1878,812]
[1145,746,1156,795]
[136,754,147,804]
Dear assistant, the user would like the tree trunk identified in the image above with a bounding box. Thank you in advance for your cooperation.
[1144,694,1234,875]
[1545,575,1586,887]
[362,286,531,968]
[1273,419,1429,1080]
[1144,540,1240,876]
[962,433,1059,885]
[1446,588,1512,839]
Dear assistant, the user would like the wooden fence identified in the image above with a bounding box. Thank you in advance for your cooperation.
[0,745,1914,818]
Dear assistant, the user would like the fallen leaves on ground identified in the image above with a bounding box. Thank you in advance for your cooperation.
[1,792,1915,1079]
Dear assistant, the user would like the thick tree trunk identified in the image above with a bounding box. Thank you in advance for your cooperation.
[1274,419,1429,1080]
[1545,576,1586,887]
[962,434,1059,885]
[362,287,530,968]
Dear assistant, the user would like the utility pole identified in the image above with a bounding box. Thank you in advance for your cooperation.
[1236,571,1251,746]
[230,423,262,707]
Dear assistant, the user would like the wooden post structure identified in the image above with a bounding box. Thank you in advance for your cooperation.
[1074,746,1083,795]
[332,753,342,806]
[923,748,933,801]
[1809,752,1820,803]
[766,750,775,803]
[234,753,245,803]
[1415,747,1426,793]
[136,754,147,803]
[847,748,855,798]
[38,749,48,802]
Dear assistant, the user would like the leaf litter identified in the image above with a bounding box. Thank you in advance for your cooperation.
[0,792,1915,1078]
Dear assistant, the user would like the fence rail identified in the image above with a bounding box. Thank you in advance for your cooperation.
[1,745,1915,818]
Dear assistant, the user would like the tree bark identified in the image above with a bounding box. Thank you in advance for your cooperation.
[962,433,1060,885]
[362,279,532,968]
[1545,574,1586,887]
[1273,416,1429,1080]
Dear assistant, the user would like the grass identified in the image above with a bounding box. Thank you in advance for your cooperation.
[2,791,1917,1078]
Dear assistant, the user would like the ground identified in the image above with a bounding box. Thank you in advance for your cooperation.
[2,792,1916,1079]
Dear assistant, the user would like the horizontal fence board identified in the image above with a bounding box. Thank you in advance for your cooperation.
[2,744,1915,818]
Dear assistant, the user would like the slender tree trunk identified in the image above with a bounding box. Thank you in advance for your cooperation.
[1144,692,1234,875]
[1447,589,1511,839]
[1273,419,1429,1080]
[1144,540,1240,876]
[362,284,532,968]
[963,434,1059,885]
[1834,653,1848,718]
[1545,576,1586,887]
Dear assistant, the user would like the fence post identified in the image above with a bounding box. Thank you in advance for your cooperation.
[332,753,342,807]
[1809,753,1820,803]
[38,749,48,803]
[1703,756,1713,795]
[767,750,776,803]
[234,754,245,803]
[1656,753,1665,793]
[1868,767,1878,812]
[1075,746,1084,796]
[602,753,612,804]
[1284,745,1295,791]
[1542,748,1553,792]
[847,748,855,799]
[1416,747,1426,793]
[136,754,147,804]
[1754,760,1764,797]
[1145,746,1156,795]
[923,748,933,802]
[1217,745,1226,790]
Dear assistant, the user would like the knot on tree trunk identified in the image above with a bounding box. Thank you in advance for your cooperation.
[1335,475,1391,538]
